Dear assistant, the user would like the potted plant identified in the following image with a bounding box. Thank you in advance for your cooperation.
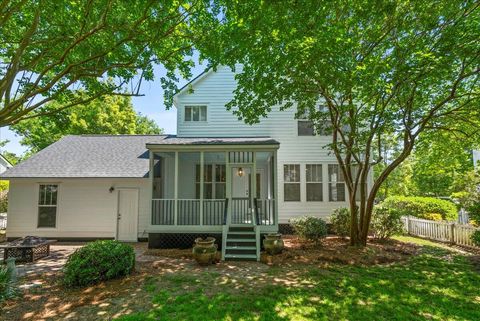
[192,237,217,265]
[263,234,284,255]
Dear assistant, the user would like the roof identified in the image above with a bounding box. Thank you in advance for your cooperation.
[1,135,279,179]
[146,136,279,147]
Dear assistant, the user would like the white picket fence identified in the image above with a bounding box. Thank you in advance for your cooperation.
[402,216,479,248]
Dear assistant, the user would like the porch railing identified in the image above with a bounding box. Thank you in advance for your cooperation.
[254,199,275,225]
[152,198,275,226]
[231,197,252,224]
[152,199,226,226]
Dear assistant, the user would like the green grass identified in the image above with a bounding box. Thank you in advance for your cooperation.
[117,238,480,321]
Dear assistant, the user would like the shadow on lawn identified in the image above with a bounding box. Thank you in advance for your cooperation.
[117,248,480,321]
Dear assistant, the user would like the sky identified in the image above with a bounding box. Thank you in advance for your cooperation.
[0,62,207,156]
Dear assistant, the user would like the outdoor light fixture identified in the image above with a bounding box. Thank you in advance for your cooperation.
[109,186,115,193]
[237,167,244,177]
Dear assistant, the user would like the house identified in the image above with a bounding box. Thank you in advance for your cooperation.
[1,66,371,260]
[474,150,479,169]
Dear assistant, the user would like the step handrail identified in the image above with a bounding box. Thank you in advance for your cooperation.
[223,198,229,225]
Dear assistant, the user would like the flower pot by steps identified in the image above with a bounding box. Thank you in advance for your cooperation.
[263,234,284,255]
[192,237,217,265]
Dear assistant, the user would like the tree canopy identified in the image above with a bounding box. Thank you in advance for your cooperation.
[0,0,216,126]
[200,0,480,245]
[10,95,161,153]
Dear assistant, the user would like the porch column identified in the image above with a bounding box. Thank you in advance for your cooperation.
[274,149,278,225]
[199,151,204,226]
[174,151,178,225]
[148,150,154,227]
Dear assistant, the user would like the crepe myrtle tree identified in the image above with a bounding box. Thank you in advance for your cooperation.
[201,0,480,246]
[0,0,217,126]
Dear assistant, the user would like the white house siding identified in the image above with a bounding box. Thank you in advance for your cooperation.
[175,66,367,223]
[474,150,480,169]
[7,178,150,239]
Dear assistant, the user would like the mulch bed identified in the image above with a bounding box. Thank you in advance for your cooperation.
[261,235,419,266]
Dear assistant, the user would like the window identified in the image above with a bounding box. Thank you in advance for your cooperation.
[185,105,207,122]
[328,165,346,201]
[284,164,300,201]
[306,164,323,201]
[195,164,226,199]
[298,120,315,136]
[38,184,58,228]
[297,105,331,136]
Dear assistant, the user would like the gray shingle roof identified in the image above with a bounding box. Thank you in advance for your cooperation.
[1,135,279,178]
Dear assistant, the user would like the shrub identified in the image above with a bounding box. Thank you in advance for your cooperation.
[421,213,443,221]
[330,207,350,237]
[0,265,16,302]
[371,206,404,240]
[381,196,457,221]
[63,240,135,287]
[290,216,327,243]
[0,191,7,213]
[471,230,480,247]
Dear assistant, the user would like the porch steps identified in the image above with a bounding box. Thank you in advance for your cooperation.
[224,253,257,260]
[224,226,259,261]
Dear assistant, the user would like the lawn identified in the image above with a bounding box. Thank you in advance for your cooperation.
[119,238,480,321]
[2,237,479,321]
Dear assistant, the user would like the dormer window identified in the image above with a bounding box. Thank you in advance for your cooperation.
[185,105,207,122]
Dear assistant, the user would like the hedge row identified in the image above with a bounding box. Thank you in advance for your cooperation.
[380,196,457,221]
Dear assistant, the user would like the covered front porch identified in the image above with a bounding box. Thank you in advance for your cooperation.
[147,138,280,256]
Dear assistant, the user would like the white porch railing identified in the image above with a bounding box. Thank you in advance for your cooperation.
[152,198,276,226]
[152,199,226,226]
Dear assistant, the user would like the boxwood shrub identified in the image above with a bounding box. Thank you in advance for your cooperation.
[380,196,457,221]
[63,240,135,287]
[290,216,327,243]
[371,206,404,240]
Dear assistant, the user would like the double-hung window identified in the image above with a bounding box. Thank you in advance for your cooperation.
[185,105,207,122]
[38,184,58,228]
[284,164,300,201]
[328,165,346,201]
[306,164,323,201]
[297,105,331,136]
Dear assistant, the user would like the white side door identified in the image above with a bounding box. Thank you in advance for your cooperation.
[116,189,139,242]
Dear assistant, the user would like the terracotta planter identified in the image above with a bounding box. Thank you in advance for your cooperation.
[192,237,217,265]
[263,234,284,255]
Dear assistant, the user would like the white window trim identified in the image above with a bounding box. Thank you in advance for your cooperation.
[306,164,324,202]
[328,164,347,202]
[37,183,60,229]
[183,104,209,123]
[283,164,301,202]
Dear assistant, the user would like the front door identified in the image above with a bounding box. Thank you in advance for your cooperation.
[116,189,139,241]
[231,166,252,224]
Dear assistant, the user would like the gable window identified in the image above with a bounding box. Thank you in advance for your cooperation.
[185,105,207,122]
[306,164,323,201]
[328,165,346,201]
[38,184,58,228]
[284,164,300,201]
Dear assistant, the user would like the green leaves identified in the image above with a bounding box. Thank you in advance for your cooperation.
[10,95,162,153]
[0,0,217,125]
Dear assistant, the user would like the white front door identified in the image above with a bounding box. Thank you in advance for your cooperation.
[232,167,251,198]
[116,189,138,242]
